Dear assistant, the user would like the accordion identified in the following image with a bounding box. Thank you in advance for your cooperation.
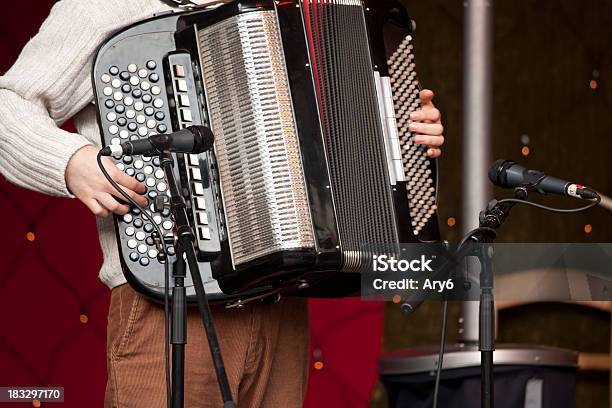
[93,0,440,305]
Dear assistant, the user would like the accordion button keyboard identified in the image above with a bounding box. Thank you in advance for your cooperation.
[111,78,121,88]
[146,60,157,70]
[132,89,142,98]
[120,71,130,81]
[130,76,140,86]
[115,105,125,114]
[139,257,149,266]
[155,112,165,121]
[149,73,159,83]
[151,86,161,95]
[127,63,137,73]
[127,239,137,249]
[105,100,114,109]
[138,68,148,78]
[142,94,152,103]
[109,66,119,76]
[162,220,173,231]
[101,74,111,83]
[153,98,164,108]
[141,81,151,91]
[157,124,167,133]
[103,87,112,96]
[117,118,127,127]
[124,96,134,106]
[157,182,167,192]
[125,227,135,236]
[129,252,139,262]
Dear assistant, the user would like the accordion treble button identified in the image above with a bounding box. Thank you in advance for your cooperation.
[190,168,202,181]
[176,79,188,92]
[198,227,211,241]
[180,110,192,122]
[195,197,206,210]
[197,212,209,225]
[178,94,190,107]
[188,154,199,166]
[174,65,185,78]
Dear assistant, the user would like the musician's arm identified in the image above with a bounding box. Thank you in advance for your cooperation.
[0,0,150,214]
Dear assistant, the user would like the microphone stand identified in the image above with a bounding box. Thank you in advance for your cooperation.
[459,188,524,408]
[159,152,236,408]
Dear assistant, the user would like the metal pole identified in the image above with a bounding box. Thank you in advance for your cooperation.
[460,0,494,344]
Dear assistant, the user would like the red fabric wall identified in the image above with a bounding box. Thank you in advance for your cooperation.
[0,2,383,406]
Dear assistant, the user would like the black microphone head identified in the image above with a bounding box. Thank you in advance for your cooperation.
[488,159,516,188]
[188,125,215,154]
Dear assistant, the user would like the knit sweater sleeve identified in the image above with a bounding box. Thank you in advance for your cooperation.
[0,0,167,197]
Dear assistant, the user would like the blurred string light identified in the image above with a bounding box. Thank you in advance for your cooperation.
[590,69,599,90]
[80,306,89,324]
[584,224,592,234]
[520,133,531,157]
[26,231,35,242]
[313,348,324,370]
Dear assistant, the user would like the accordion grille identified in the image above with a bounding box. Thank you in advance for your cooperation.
[198,11,314,267]
[303,0,398,266]
[388,35,437,236]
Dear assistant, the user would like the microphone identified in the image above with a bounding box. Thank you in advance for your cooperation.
[101,125,214,157]
[488,159,598,199]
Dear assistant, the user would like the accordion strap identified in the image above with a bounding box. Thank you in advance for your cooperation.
[158,0,198,9]
[158,0,226,10]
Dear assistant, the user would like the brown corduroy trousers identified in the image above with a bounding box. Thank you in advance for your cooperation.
[104,284,310,408]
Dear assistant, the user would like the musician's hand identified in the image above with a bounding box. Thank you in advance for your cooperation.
[409,89,444,158]
[66,145,147,217]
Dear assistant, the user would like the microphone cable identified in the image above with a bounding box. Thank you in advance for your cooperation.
[97,151,173,408]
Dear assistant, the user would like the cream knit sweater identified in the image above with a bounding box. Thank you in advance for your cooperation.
[0,0,217,289]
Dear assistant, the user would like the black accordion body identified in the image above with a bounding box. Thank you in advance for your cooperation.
[93,0,440,305]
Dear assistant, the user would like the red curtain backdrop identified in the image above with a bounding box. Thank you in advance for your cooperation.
[0,2,384,407]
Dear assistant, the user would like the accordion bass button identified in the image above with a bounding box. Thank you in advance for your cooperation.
[146,60,157,70]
